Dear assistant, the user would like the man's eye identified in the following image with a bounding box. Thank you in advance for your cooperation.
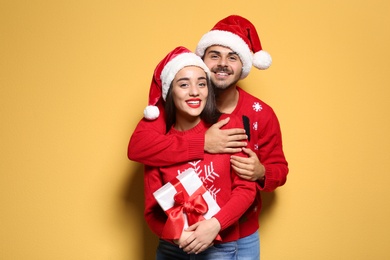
[229,56,238,61]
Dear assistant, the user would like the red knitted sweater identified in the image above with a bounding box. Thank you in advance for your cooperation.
[144,116,256,242]
[129,87,288,238]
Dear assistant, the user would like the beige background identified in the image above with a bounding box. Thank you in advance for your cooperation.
[1,0,390,259]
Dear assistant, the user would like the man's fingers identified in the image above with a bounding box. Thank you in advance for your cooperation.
[241,147,256,156]
[224,128,247,137]
[231,165,251,180]
[223,147,243,154]
[212,117,230,128]
[230,155,250,164]
[228,133,248,142]
[231,158,249,171]
[225,140,247,148]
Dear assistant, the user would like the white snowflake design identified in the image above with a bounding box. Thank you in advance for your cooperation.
[206,184,221,202]
[252,102,263,112]
[178,160,221,202]
[253,121,258,131]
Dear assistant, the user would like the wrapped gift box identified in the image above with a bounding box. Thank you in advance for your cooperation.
[153,168,220,240]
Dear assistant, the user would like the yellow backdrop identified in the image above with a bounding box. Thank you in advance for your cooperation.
[1,0,390,259]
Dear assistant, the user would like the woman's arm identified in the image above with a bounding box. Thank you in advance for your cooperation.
[128,105,205,166]
[143,165,167,236]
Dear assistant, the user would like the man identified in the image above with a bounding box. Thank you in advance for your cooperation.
[128,15,288,259]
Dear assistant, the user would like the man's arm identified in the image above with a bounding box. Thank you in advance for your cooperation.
[231,109,288,191]
[257,111,289,192]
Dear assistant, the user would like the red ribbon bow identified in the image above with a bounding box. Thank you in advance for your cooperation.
[161,190,208,240]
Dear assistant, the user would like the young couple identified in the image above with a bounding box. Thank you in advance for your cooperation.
[128,15,289,260]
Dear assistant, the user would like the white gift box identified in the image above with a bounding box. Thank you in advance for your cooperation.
[153,168,220,233]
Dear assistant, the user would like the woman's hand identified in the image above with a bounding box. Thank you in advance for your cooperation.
[178,218,221,254]
[174,230,193,245]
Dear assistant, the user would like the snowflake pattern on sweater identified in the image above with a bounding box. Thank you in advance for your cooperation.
[179,160,221,202]
[144,116,257,242]
[131,88,288,240]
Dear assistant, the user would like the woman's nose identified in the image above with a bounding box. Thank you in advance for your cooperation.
[189,84,199,96]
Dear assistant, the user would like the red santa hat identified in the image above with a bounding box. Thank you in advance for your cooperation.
[195,15,272,79]
[144,46,210,120]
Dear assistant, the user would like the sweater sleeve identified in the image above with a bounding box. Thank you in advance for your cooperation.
[257,107,289,192]
[128,105,205,166]
[143,165,167,237]
[212,115,257,230]
[213,170,257,231]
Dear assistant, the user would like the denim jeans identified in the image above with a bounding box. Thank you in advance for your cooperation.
[156,239,237,260]
[236,231,260,260]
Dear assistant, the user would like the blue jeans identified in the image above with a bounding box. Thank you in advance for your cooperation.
[237,231,260,260]
[156,239,237,260]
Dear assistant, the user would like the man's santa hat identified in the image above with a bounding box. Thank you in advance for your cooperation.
[144,46,210,120]
[196,15,272,79]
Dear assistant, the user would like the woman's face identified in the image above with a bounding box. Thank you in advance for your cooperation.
[171,66,208,129]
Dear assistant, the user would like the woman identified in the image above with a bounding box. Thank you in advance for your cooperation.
[139,46,257,259]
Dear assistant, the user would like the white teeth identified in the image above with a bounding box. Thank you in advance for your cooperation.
[187,101,200,104]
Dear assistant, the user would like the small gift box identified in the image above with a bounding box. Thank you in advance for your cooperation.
[153,168,221,240]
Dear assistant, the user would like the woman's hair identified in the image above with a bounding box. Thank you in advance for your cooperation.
[164,71,221,133]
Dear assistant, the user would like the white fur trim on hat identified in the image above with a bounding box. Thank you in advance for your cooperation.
[160,52,210,101]
[253,50,272,70]
[195,30,253,79]
[143,105,160,120]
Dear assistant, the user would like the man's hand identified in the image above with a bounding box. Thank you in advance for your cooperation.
[205,117,247,154]
[178,218,221,254]
[231,147,265,181]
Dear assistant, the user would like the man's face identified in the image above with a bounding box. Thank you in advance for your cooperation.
[203,45,243,90]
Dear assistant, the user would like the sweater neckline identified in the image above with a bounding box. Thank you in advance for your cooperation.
[230,87,243,115]
[169,120,207,136]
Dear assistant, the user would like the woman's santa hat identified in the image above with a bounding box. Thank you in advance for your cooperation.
[144,46,210,120]
[196,15,272,79]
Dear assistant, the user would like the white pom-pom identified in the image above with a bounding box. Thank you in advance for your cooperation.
[253,50,272,70]
[143,105,159,120]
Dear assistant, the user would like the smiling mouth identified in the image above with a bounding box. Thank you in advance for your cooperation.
[187,100,200,104]
[214,71,231,80]
[216,72,229,76]
[186,100,201,108]
[213,66,233,74]
[213,68,232,78]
